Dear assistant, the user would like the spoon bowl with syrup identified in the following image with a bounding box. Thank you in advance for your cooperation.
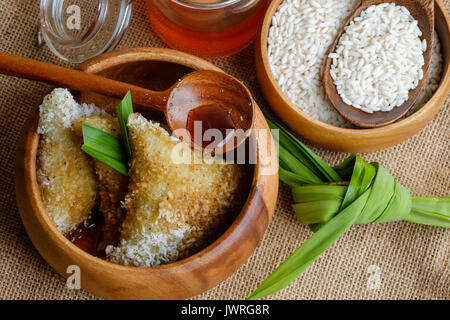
[164,70,254,154]
[0,52,255,154]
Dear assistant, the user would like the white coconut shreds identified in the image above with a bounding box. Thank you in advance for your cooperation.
[37,88,105,135]
[267,0,443,127]
[329,3,425,113]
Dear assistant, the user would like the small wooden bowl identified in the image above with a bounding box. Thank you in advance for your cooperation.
[14,48,279,299]
[255,0,450,152]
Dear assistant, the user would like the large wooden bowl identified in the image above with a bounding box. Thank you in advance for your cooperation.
[255,0,450,152]
[14,48,279,299]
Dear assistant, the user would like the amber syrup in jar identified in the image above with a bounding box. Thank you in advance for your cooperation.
[146,0,268,58]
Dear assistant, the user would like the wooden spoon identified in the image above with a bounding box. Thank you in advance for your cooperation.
[323,0,434,128]
[0,51,254,154]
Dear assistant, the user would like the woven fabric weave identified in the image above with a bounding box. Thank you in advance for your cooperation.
[0,0,448,300]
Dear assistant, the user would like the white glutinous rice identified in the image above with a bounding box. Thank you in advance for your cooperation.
[412,32,444,113]
[268,0,443,126]
[330,3,426,113]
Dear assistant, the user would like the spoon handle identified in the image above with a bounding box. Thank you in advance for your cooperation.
[0,51,167,111]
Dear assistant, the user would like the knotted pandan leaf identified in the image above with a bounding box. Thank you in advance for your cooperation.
[248,112,449,300]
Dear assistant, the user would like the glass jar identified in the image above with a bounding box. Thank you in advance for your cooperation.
[40,0,134,63]
[146,0,268,58]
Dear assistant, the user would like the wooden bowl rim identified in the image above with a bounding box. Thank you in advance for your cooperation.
[21,47,278,273]
[258,0,450,146]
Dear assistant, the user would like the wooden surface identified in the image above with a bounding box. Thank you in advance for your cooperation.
[255,0,450,152]
[14,48,279,299]
[323,0,435,128]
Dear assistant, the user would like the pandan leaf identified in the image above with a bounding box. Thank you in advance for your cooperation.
[247,111,449,300]
[82,145,128,176]
[116,91,133,160]
[82,123,126,162]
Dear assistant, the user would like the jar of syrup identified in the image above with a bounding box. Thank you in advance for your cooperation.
[146,0,268,58]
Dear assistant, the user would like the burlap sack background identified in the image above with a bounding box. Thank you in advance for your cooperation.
[0,0,448,300]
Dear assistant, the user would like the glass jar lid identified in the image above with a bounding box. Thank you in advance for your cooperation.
[40,0,134,63]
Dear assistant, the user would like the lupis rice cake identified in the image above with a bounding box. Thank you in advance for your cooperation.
[106,113,248,267]
[72,115,129,249]
[36,89,103,235]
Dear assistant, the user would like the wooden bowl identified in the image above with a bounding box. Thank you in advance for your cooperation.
[255,0,450,152]
[14,48,279,299]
